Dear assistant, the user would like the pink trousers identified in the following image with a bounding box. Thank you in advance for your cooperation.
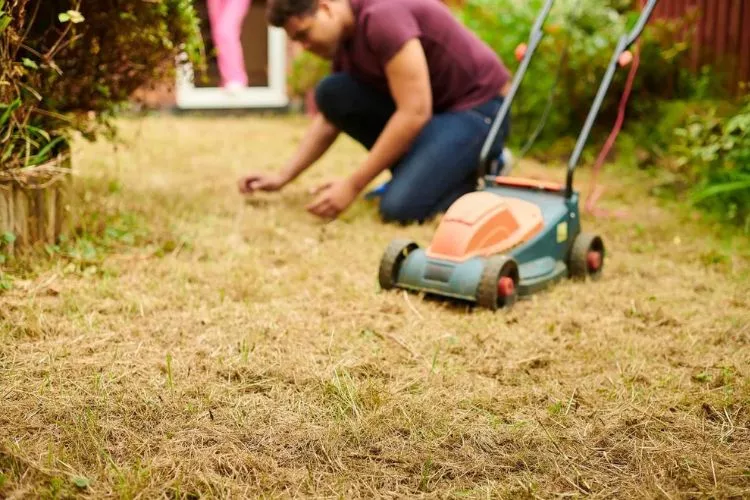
[207,0,252,87]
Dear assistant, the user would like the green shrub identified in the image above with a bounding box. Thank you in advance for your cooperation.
[455,0,705,152]
[1,0,202,172]
[288,50,331,99]
[670,92,750,230]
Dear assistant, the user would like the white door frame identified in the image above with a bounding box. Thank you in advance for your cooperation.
[175,27,289,109]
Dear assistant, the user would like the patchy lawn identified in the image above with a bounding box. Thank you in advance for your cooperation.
[1,114,749,499]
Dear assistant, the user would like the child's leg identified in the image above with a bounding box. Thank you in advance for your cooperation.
[206,0,227,76]
[210,0,251,87]
[207,0,222,32]
[379,97,510,224]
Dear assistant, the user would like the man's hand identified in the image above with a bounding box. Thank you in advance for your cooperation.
[237,115,340,197]
[305,178,360,219]
[237,172,289,194]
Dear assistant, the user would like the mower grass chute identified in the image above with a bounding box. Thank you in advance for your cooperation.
[377,0,659,310]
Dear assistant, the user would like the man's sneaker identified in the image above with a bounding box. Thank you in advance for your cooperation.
[365,180,390,200]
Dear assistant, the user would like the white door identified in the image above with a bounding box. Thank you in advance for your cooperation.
[176,0,288,109]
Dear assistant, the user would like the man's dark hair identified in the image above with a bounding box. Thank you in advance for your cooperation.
[267,0,319,27]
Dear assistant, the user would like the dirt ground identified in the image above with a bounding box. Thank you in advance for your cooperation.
[1,114,748,499]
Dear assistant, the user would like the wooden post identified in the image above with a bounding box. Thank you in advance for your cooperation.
[0,182,13,255]
[1,153,72,255]
[55,176,71,240]
[27,185,40,247]
[42,185,57,245]
[13,185,28,251]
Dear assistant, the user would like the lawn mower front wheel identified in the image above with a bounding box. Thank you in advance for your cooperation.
[378,239,419,290]
[569,232,605,280]
[477,255,520,311]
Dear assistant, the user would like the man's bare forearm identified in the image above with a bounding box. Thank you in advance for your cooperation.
[279,114,340,183]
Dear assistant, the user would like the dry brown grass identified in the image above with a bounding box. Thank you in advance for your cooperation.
[1,114,749,499]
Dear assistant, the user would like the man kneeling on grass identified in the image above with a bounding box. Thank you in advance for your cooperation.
[237,0,512,223]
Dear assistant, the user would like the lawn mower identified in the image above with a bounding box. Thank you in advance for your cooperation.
[377,0,659,310]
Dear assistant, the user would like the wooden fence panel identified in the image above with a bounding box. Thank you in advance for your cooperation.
[653,0,750,92]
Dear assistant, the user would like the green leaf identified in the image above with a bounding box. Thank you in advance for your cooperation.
[0,99,21,128]
[22,58,38,69]
[27,136,65,166]
[26,126,51,142]
[2,232,16,244]
[59,10,84,23]
[726,115,750,134]
[693,372,711,383]
[2,141,16,163]
[0,15,11,35]
[71,476,90,489]
[691,178,750,203]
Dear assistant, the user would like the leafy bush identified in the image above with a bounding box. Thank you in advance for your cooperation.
[455,0,705,152]
[288,50,331,99]
[0,0,202,172]
[669,92,750,230]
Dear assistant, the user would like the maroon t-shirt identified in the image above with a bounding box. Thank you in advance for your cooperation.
[334,0,510,113]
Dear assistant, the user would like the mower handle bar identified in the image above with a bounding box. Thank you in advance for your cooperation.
[478,0,556,179]
[564,0,659,198]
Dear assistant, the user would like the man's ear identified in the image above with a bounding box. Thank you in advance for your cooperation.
[317,0,333,17]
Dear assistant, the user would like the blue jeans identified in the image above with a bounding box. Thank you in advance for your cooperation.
[315,73,510,223]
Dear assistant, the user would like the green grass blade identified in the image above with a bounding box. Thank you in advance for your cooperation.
[691,178,750,203]
[0,99,21,129]
[25,125,51,142]
[26,136,65,166]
